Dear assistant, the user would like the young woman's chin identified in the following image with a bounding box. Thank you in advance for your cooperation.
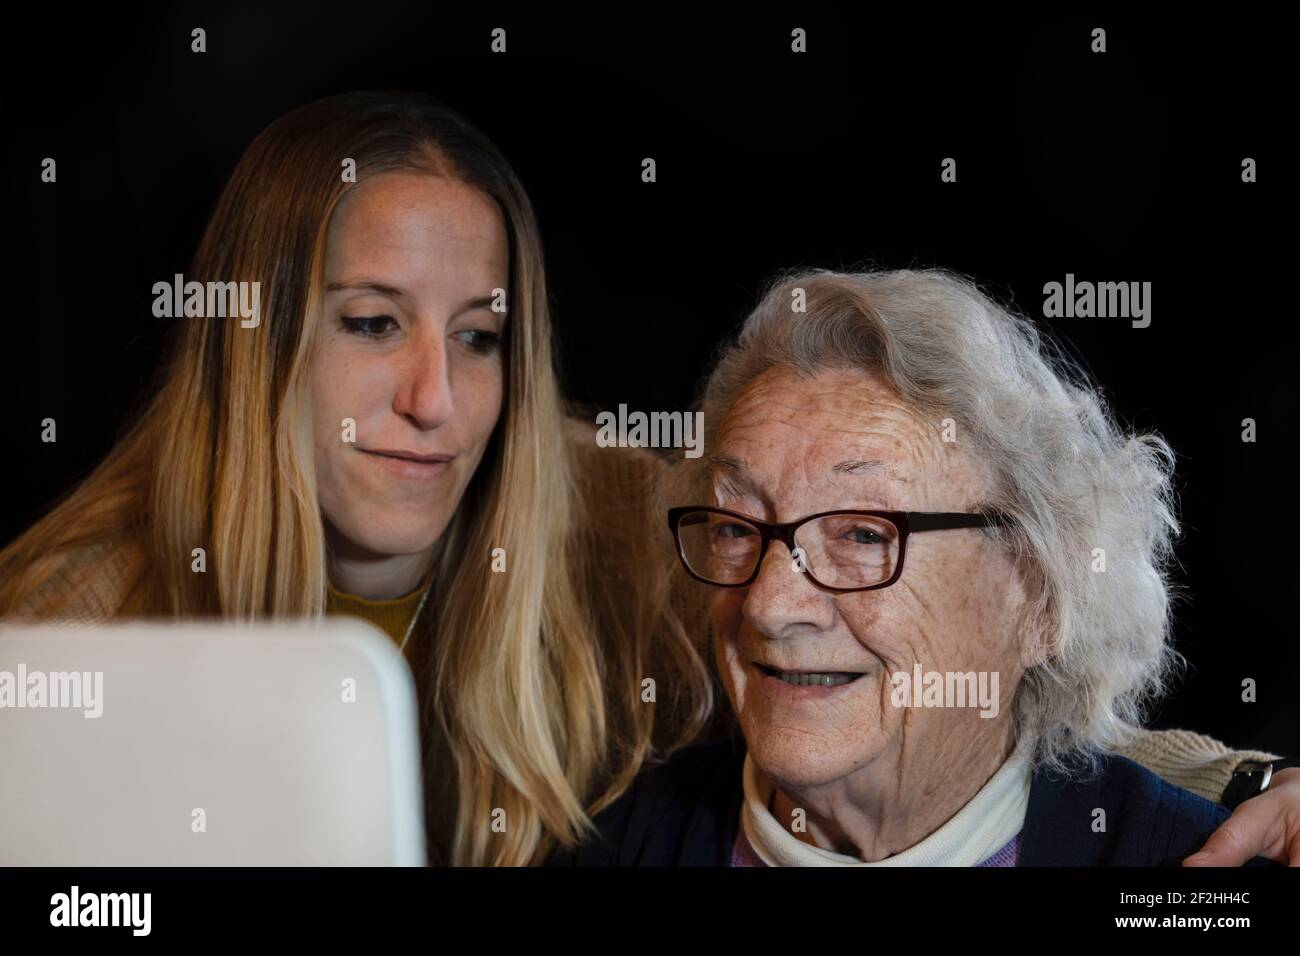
[325,510,451,563]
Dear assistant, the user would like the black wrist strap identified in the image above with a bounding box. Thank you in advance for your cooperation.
[1222,756,1300,811]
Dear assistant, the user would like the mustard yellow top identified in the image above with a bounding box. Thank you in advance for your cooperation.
[326,578,430,655]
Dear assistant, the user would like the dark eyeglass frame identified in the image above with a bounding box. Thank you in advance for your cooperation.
[667,505,1014,593]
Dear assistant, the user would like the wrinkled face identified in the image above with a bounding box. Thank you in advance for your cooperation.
[709,365,1028,791]
[311,172,508,561]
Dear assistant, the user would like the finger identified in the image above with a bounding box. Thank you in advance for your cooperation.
[1183,796,1286,866]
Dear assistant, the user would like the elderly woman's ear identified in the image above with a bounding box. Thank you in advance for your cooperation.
[1007,557,1054,671]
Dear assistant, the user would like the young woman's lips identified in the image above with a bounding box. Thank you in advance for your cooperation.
[359,448,454,481]
[751,661,868,699]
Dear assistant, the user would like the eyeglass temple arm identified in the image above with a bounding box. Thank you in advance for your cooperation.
[907,511,1011,532]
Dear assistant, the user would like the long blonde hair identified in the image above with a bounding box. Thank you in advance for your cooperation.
[0,91,711,864]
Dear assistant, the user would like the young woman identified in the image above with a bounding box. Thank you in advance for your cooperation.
[0,90,711,865]
[1,91,1288,865]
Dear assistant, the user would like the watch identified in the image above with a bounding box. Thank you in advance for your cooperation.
[1222,756,1300,811]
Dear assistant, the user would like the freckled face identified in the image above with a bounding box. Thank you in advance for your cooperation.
[311,172,508,560]
[709,365,1027,791]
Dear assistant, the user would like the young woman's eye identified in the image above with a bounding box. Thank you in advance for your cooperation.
[454,329,502,354]
[341,315,397,338]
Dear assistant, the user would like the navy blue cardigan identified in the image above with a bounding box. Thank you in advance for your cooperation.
[550,737,1253,867]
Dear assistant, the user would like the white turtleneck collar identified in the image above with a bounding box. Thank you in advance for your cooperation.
[740,736,1032,867]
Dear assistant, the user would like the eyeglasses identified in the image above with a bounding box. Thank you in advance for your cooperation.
[667,506,1012,593]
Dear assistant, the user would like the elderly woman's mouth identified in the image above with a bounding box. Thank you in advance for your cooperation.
[754,663,867,688]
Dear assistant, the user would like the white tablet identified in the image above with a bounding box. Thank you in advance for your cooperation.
[0,618,426,865]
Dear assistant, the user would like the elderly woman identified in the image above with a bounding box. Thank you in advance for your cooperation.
[558,267,1293,866]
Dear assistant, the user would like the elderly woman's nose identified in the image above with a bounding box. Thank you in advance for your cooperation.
[741,543,835,637]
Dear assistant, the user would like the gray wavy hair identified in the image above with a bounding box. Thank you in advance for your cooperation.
[683,267,1182,774]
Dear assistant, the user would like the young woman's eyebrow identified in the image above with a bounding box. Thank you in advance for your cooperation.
[452,295,502,318]
[325,279,407,298]
[324,281,500,319]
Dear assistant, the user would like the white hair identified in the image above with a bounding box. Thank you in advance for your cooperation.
[688,267,1183,775]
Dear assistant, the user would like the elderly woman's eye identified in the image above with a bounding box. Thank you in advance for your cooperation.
[846,527,884,545]
[341,315,397,338]
[713,522,755,540]
[710,522,760,564]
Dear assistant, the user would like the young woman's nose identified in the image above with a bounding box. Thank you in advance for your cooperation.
[393,330,455,429]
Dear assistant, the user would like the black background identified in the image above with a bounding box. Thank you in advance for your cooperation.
[2,4,1294,755]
